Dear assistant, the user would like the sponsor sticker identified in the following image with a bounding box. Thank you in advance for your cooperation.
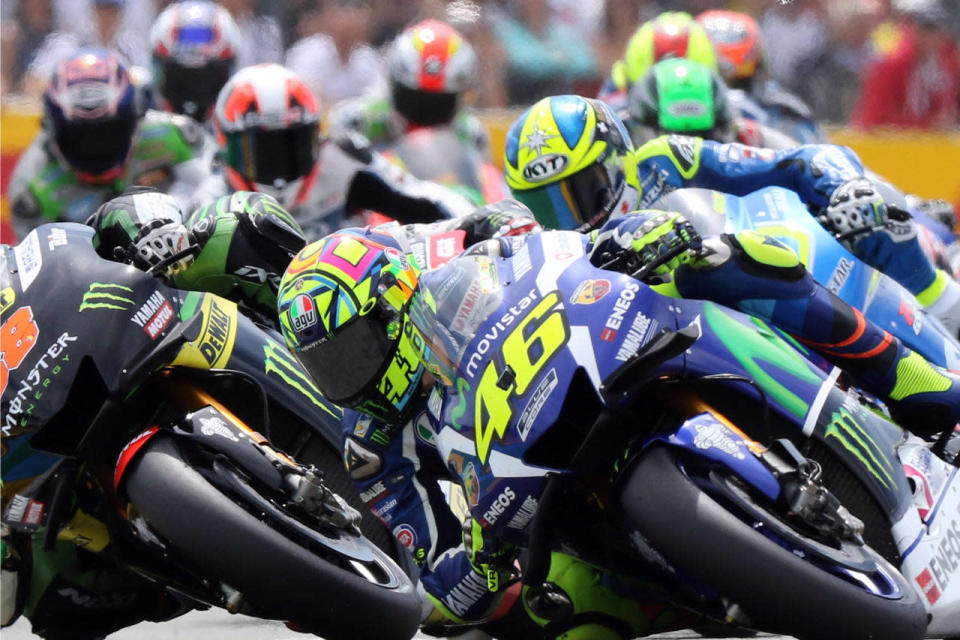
[693,422,746,460]
[47,228,68,250]
[13,230,42,292]
[290,294,317,333]
[482,486,516,526]
[517,369,558,440]
[522,153,569,182]
[569,279,611,305]
[393,524,417,549]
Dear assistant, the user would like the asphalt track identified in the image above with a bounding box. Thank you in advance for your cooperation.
[0,607,792,639]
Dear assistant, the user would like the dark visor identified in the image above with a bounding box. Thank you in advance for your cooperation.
[295,313,395,404]
[158,59,233,120]
[56,113,137,175]
[514,163,617,230]
[223,122,319,185]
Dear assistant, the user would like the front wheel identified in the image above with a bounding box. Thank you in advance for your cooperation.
[123,435,421,640]
[619,446,926,640]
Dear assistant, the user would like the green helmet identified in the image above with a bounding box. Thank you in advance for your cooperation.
[628,58,732,142]
[503,95,639,231]
[617,12,718,88]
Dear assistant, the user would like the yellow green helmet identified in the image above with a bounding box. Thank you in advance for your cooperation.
[277,232,424,423]
[621,11,718,86]
[503,95,639,231]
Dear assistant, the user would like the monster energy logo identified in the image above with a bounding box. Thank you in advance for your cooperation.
[262,341,338,418]
[79,283,135,312]
[824,407,896,489]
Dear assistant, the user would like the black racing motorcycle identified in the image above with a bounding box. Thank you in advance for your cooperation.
[1,223,419,640]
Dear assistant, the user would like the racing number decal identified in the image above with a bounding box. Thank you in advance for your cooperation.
[474,291,568,463]
[1,307,40,395]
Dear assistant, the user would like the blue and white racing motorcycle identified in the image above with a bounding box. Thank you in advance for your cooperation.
[410,231,960,640]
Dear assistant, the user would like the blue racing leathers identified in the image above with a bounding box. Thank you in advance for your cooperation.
[631,135,955,326]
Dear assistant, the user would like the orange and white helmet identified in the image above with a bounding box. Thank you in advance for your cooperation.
[386,19,477,126]
[696,10,765,89]
[213,64,321,208]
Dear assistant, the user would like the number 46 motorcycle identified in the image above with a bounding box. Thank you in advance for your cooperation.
[410,230,960,640]
[1,224,419,640]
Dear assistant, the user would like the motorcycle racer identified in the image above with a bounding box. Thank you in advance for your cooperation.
[202,63,474,240]
[86,187,305,329]
[626,57,798,149]
[597,11,718,117]
[327,19,489,157]
[696,9,825,144]
[149,0,241,124]
[276,211,960,638]
[8,48,215,242]
[503,94,960,336]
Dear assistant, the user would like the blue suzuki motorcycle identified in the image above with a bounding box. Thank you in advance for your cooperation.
[654,186,960,370]
[410,231,960,640]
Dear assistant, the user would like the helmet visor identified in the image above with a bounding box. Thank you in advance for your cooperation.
[157,58,233,120]
[55,112,138,176]
[295,312,395,405]
[513,163,619,231]
[223,123,319,185]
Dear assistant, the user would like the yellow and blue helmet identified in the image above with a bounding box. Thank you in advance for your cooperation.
[504,95,639,231]
[277,232,425,423]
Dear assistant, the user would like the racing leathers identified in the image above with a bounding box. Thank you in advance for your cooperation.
[197,132,475,241]
[335,212,960,636]
[9,110,215,241]
[623,135,960,336]
[87,189,306,329]
[327,91,490,157]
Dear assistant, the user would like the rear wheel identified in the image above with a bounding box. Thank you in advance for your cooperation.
[620,446,927,640]
[123,435,421,640]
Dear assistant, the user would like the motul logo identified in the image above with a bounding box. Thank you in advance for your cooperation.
[144,301,174,339]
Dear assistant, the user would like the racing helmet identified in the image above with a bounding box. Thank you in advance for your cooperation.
[504,95,639,231]
[213,64,322,209]
[150,0,240,121]
[629,58,733,143]
[387,19,477,127]
[43,48,142,184]
[621,12,718,86]
[696,10,764,90]
[278,233,425,423]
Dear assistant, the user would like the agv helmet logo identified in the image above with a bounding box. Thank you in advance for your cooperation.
[290,294,317,332]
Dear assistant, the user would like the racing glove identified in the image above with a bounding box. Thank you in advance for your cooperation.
[456,199,542,245]
[589,211,702,280]
[820,178,916,247]
[132,219,198,279]
[462,517,517,593]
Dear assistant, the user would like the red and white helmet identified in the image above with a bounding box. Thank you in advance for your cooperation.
[696,10,765,90]
[213,64,321,208]
[150,0,241,121]
[386,19,477,126]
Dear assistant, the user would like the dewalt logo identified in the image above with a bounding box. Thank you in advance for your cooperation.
[79,283,135,312]
[170,294,238,370]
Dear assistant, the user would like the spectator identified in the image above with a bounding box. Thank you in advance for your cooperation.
[852,0,959,130]
[21,0,153,98]
[794,0,885,123]
[758,0,827,93]
[490,0,599,104]
[218,0,283,67]
[285,0,384,105]
[1,0,55,95]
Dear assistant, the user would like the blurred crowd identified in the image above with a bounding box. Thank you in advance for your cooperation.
[1,0,958,128]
